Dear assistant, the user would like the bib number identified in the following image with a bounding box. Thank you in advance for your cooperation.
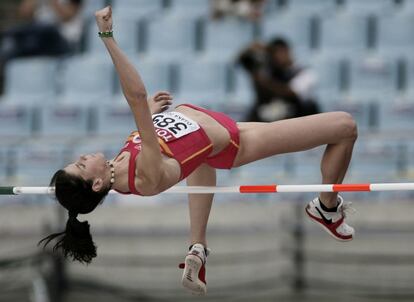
[152,112,200,142]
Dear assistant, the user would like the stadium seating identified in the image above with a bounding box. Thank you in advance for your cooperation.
[348,55,398,99]
[166,0,210,17]
[377,14,414,55]
[285,0,338,15]
[309,54,346,96]
[174,59,229,109]
[399,0,414,14]
[112,58,172,99]
[226,65,255,108]
[92,102,136,135]
[13,143,69,186]
[341,0,396,15]
[319,13,369,54]
[349,139,401,182]
[82,0,106,17]
[379,98,414,131]
[262,11,313,51]
[202,18,256,61]
[57,55,115,104]
[145,14,198,61]
[0,146,9,184]
[37,104,91,137]
[111,0,163,16]
[0,104,35,137]
[2,57,58,104]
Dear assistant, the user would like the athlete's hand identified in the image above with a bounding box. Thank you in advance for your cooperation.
[148,91,173,114]
[95,6,113,33]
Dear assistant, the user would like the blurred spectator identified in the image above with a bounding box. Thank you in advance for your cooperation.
[0,0,83,94]
[211,0,266,22]
[238,38,319,122]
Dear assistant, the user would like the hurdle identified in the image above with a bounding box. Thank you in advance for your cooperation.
[1,183,414,195]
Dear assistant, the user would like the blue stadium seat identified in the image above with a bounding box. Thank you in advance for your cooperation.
[341,0,395,15]
[309,55,345,96]
[167,0,210,17]
[112,0,163,16]
[203,18,255,60]
[349,55,398,99]
[399,0,414,14]
[125,58,171,96]
[145,15,197,61]
[233,155,292,184]
[405,57,414,95]
[57,55,114,104]
[380,99,414,131]
[175,60,229,109]
[0,104,34,137]
[82,0,106,17]
[37,104,91,137]
[262,11,313,51]
[287,146,324,183]
[349,139,399,183]
[319,14,369,54]
[377,14,414,54]
[13,143,68,186]
[2,58,58,104]
[222,65,254,120]
[93,103,136,135]
[286,0,338,15]
[0,146,10,184]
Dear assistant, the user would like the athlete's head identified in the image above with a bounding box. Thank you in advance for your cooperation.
[38,153,112,264]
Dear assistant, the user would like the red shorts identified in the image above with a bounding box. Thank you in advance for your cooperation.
[178,104,240,170]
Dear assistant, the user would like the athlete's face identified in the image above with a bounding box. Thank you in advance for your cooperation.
[64,153,108,183]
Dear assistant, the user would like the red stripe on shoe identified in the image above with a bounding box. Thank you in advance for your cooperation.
[198,264,206,285]
[305,208,353,240]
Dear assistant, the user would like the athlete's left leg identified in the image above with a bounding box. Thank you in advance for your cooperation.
[233,111,358,206]
[232,112,358,241]
[180,164,216,296]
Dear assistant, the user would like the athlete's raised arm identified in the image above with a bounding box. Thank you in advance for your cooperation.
[95,6,163,183]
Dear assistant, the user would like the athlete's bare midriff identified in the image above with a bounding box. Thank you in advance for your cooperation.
[175,105,231,155]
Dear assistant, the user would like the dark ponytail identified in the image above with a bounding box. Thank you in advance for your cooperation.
[38,169,110,264]
[38,211,97,264]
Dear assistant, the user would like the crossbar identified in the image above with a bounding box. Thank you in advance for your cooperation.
[1,183,414,195]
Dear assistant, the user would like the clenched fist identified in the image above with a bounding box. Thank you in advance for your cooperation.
[95,6,113,33]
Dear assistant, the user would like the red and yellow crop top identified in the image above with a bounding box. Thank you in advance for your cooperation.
[114,110,214,195]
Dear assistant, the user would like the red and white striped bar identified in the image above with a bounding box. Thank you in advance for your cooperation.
[2,183,414,195]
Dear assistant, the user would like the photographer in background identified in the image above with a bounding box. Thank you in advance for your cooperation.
[238,38,319,122]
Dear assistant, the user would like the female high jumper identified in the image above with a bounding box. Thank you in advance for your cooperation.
[39,6,358,296]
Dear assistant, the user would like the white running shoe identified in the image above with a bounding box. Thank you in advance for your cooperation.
[305,195,355,242]
[179,243,210,296]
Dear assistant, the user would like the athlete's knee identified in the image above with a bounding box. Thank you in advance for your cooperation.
[336,111,358,141]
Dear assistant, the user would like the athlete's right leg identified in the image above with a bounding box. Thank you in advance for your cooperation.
[180,164,216,296]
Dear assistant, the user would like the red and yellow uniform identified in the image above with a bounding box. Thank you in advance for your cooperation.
[115,104,240,195]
